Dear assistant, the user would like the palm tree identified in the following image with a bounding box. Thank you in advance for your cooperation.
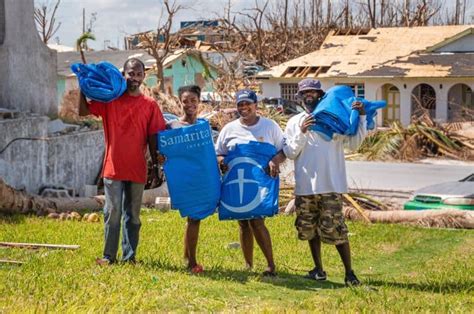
[76,32,95,64]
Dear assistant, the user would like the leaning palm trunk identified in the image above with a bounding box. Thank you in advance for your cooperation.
[283,197,474,229]
[0,179,104,215]
[344,207,474,229]
[0,179,169,215]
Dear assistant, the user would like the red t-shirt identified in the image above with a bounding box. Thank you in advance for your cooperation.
[88,93,165,184]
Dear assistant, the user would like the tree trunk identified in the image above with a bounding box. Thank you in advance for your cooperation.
[156,62,165,93]
[344,207,474,229]
[0,179,170,215]
[0,178,104,215]
[282,197,474,229]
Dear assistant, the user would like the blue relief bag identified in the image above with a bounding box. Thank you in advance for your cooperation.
[219,141,279,221]
[158,119,220,220]
[70,62,126,103]
[310,85,386,140]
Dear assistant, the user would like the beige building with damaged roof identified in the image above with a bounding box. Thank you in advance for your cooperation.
[257,25,474,126]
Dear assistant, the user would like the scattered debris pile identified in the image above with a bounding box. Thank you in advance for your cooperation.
[354,113,474,161]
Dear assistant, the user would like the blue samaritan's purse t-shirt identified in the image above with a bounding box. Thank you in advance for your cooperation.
[219,141,279,221]
[158,119,220,220]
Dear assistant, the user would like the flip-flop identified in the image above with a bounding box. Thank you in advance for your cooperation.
[190,264,204,274]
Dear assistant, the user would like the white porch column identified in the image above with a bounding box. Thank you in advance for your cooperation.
[435,84,448,122]
[400,89,412,126]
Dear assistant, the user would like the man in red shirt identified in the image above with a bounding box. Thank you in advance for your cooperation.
[79,58,166,264]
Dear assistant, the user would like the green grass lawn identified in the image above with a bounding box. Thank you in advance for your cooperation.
[1,210,473,312]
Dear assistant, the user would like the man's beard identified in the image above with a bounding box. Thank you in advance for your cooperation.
[127,80,141,91]
[303,96,319,112]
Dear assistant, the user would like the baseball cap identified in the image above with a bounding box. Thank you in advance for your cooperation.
[235,89,258,105]
[297,79,322,94]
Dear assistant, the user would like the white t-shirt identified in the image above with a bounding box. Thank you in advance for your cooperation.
[283,112,367,195]
[215,117,284,155]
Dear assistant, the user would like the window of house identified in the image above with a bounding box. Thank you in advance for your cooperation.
[280,83,298,101]
[336,83,365,98]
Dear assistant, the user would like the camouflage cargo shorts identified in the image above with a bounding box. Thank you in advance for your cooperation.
[294,193,348,245]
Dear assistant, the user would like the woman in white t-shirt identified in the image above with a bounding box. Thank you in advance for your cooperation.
[215,89,285,276]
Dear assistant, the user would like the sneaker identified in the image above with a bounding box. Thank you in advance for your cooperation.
[95,257,112,266]
[262,269,277,277]
[305,267,327,281]
[344,270,361,287]
[190,264,204,274]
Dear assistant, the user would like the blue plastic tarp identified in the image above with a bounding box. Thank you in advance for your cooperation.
[309,85,386,140]
[71,62,126,103]
[158,119,220,220]
[219,141,279,221]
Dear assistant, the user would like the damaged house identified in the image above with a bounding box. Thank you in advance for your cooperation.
[257,25,474,126]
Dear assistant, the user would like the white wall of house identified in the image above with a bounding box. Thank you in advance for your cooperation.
[260,77,474,126]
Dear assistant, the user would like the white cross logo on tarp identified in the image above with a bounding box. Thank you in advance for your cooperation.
[221,157,268,213]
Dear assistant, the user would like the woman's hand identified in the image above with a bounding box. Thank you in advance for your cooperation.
[219,159,229,174]
[267,158,281,178]
[157,153,166,164]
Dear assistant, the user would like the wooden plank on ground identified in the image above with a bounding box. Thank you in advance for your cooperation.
[0,242,80,250]
[0,259,24,265]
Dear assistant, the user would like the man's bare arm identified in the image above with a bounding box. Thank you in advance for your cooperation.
[78,92,90,116]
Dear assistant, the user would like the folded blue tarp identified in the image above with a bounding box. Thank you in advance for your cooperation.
[71,62,126,103]
[219,141,279,221]
[309,85,386,140]
[158,119,220,220]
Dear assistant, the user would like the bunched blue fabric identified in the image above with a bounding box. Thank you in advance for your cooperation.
[70,62,127,103]
[158,119,220,220]
[309,85,386,140]
[219,141,279,221]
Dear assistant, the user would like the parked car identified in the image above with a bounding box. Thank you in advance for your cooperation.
[262,97,304,115]
[242,65,264,77]
[404,174,474,211]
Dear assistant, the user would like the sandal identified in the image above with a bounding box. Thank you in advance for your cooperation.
[190,264,204,274]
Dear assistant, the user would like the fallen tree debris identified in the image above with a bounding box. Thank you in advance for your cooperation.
[355,113,474,161]
[342,194,371,224]
[0,242,80,250]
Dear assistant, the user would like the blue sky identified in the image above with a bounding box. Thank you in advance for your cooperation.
[38,0,474,51]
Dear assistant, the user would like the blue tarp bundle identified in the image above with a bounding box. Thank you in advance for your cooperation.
[70,62,126,103]
[219,141,279,221]
[158,119,220,220]
[309,85,386,140]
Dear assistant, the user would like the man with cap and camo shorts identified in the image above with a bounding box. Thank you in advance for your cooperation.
[283,79,366,286]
